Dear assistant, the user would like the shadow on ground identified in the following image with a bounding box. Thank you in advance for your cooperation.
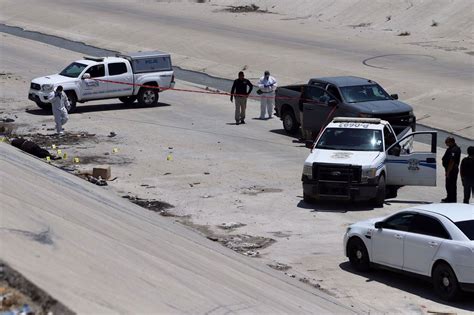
[296,199,377,212]
[339,261,474,311]
[26,102,170,115]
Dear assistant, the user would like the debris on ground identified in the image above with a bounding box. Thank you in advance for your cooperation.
[122,195,175,216]
[217,222,246,230]
[22,132,97,147]
[2,118,15,123]
[92,165,111,180]
[107,131,116,137]
[223,4,269,13]
[86,175,107,186]
[268,262,292,271]
[10,138,53,159]
[0,261,74,315]
[241,185,283,195]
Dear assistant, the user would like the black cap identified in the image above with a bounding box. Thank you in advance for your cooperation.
[264,70,270,75]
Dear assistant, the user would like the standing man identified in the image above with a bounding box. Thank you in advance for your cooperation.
[230,71,253,125]
[257,70,277,119]
[441,137,461,203]
[460,146,474,204]
[43,85,70,135]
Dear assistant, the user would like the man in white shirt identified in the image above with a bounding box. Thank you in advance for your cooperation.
[257,70,277,119]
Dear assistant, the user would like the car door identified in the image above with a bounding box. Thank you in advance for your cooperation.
[80,64,108,100]
[386,131,437,186]
[302,86,338,133]
[403,214,449,275]
[107,62,133,97]
[371,212,415,269]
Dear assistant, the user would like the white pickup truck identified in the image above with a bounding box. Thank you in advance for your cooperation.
[28,51,175,112]
[302,118,437,206]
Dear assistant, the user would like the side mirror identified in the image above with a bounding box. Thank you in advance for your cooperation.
[390,94,399,100]
[374,221,384,229]
[305,141,314,149]
[82,73,91,80]
[328,99,338,106]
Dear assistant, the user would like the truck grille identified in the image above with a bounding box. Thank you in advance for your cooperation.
[312,163,361,183]
[30,83,41,90]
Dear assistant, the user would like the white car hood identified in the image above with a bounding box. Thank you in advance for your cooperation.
[31,74,76,86]
[305,149,381,166]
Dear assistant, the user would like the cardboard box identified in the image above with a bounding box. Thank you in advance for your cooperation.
[92,165,111,180]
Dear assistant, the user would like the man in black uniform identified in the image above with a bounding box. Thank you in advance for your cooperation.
[230,71,253,125]
[441,137,461,203]
[460,146,474,204]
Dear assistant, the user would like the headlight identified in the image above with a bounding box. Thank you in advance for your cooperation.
[42,84,54,92]
[303,165,312,177]
[362,168,377,179]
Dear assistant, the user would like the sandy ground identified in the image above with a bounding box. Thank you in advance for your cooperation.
[0,0,472,139]
[1,34,473,314]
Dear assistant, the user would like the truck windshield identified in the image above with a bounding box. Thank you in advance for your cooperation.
[59,62,87,78]
[340,84,391,103]
[316,128,383,152]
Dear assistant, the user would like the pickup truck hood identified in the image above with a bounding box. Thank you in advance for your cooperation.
[351,100,412,114]
[306,149,381,166]
[31,74,76,86]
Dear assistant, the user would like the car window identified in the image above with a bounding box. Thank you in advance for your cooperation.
[86,64,105,78]
[383,126,397,149]
[454,220,474,240]
[340,84,391,103]
[108,62,128,76]
[410,214,450,239]
[327,84,342,101]
[304,87,334,104]
[316,128,383,152]
[383,212,415,231]
[59,62,87,78]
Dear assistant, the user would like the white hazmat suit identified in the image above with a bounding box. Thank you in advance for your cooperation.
[257,74,277,119]
[44,89,70,134]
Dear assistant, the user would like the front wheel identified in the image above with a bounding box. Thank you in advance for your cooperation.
[433,263,460,301]
[138,88,159,106]
[119,96,137,104]
[347,238,370,272]
[282,110,299,134]
[65,91,77,113]
[372,175,386,207]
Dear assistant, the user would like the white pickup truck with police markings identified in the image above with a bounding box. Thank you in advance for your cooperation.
[302,118,437,206]
[28,51,175,112]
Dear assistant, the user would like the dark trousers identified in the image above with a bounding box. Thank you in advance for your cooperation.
[463,179,474,204]
[445,170,458,202]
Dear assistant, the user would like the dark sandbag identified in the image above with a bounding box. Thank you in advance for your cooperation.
[11,138,51,158]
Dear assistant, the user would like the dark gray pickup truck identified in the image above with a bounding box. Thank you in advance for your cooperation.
[274,76,416,136]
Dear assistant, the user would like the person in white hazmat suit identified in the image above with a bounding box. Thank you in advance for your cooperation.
[257,70,278,119]
[43,85,70,135]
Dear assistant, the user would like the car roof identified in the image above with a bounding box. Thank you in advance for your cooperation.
[410,203,474,222]
[124,51,170,58]
[311,76,376,87]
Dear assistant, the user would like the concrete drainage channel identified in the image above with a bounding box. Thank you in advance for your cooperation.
[0,23,471,147]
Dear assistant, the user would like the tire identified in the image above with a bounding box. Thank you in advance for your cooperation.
[35,101,51,111]
[282,110,299,134]
[386,185,398,199]
[347,237,370,272]
[372,175,386,207]
[303,192,315,203]
[137,87,159,106]
[432,263,460,301]
[65,91,77,113]
[119,96,137,104]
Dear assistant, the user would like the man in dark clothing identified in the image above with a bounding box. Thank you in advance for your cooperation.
[460,146,474,204]
[230,71,253,125]
[441,137,461,203]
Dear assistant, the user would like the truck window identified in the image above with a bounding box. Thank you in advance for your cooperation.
[86,64,105,78]
[383,126,397,149]
[304,87,334,104]
[108,63,128,76]
[60,62,87,78]
[132,56,172,73]
[340,84,391,103]
[316,128,383,152]
[326,85,342,101]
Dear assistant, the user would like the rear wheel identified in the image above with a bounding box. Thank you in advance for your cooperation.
[65,91,77,113]
[282,110,299,134]
[433,263,460,301]
[347,238,370,272]
[138,87,159,106]
[119,96,137,104]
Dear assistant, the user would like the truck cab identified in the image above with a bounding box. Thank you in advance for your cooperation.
[302,118,437,206]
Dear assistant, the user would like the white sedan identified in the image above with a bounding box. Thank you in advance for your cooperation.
[343,203,474,301]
